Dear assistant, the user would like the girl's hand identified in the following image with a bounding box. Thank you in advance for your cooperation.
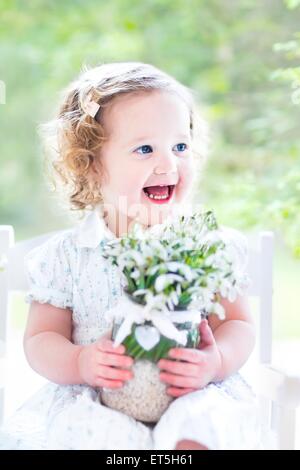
[77,329,134,389]
[158,319,222,397]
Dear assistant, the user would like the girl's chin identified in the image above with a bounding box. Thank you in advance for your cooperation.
[135,190,176,226]
[122,186,184,226]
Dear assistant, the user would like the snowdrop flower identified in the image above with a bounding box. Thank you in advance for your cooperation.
[211,301,226,320]
[132,288,149,297]
[155,273,184,293]
[102,209,250,322]
[130,268,141,280]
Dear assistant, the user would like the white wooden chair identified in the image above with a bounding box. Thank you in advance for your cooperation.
[0,225,299,449]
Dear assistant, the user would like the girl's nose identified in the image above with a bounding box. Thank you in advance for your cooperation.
[154,150,178,175]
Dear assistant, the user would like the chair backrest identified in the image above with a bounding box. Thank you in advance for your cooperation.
[0,226,274,426]
[244,230,274,364]
[0,226,66,424]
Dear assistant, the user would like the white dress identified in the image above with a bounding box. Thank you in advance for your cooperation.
[0,204,276,450]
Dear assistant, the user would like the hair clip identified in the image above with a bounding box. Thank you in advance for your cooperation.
[81,93,100,118]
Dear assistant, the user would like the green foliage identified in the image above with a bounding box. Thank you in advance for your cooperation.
[285,0,300,9]
[102,210,249,317]
[112,320,199,363]
[0,0,299,257]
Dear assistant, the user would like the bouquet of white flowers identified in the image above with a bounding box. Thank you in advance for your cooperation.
[99,210,250,422]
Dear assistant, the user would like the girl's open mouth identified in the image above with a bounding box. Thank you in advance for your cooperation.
[142,184,176,204]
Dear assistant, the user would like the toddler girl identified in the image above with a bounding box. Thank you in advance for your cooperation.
[0,61,269,450]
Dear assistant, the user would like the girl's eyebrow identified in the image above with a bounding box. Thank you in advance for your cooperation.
[128,133,190,145]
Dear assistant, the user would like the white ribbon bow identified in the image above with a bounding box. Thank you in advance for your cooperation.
[105,295,202,348]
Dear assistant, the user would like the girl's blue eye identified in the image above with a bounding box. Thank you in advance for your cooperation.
[135,143,188,156]
[175,143,188,152]
[136,145,153,155]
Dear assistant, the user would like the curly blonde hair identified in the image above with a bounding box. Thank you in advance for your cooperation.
[39,61,210,217]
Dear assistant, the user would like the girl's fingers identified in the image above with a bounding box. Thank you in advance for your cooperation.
[96,378,124,388]
[166,387,196,397]
[168,348,204,364]
[199,319,215,347]
[97,339,126,355]
[158,359,199,377]
[97,351,134,369]
[98,364,133,381]
[159,371,198,388]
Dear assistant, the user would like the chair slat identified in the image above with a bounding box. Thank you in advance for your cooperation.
[7,230,65,291]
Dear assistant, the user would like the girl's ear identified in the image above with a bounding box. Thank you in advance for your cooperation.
[89,158,102,180]
[89,158,108,189]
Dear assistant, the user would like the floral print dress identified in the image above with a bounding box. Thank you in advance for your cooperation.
[0,204,277,450]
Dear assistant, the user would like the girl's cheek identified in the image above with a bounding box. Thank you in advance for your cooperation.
[115,171,138,195]
[175,164,194,201]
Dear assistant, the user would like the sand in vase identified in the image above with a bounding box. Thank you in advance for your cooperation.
[99,306,201,423]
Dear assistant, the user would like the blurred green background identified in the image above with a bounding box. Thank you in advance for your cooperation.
[0,0,299,341]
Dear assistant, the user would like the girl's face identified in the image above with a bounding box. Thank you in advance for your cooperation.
[93,89,195,236]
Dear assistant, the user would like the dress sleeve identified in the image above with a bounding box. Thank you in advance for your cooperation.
[218,225,250,282]
[23,231,74,309]
[220,226,249,268]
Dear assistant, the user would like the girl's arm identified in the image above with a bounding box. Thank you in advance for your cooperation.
[23,301,84,385]
[207,294,256,381]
